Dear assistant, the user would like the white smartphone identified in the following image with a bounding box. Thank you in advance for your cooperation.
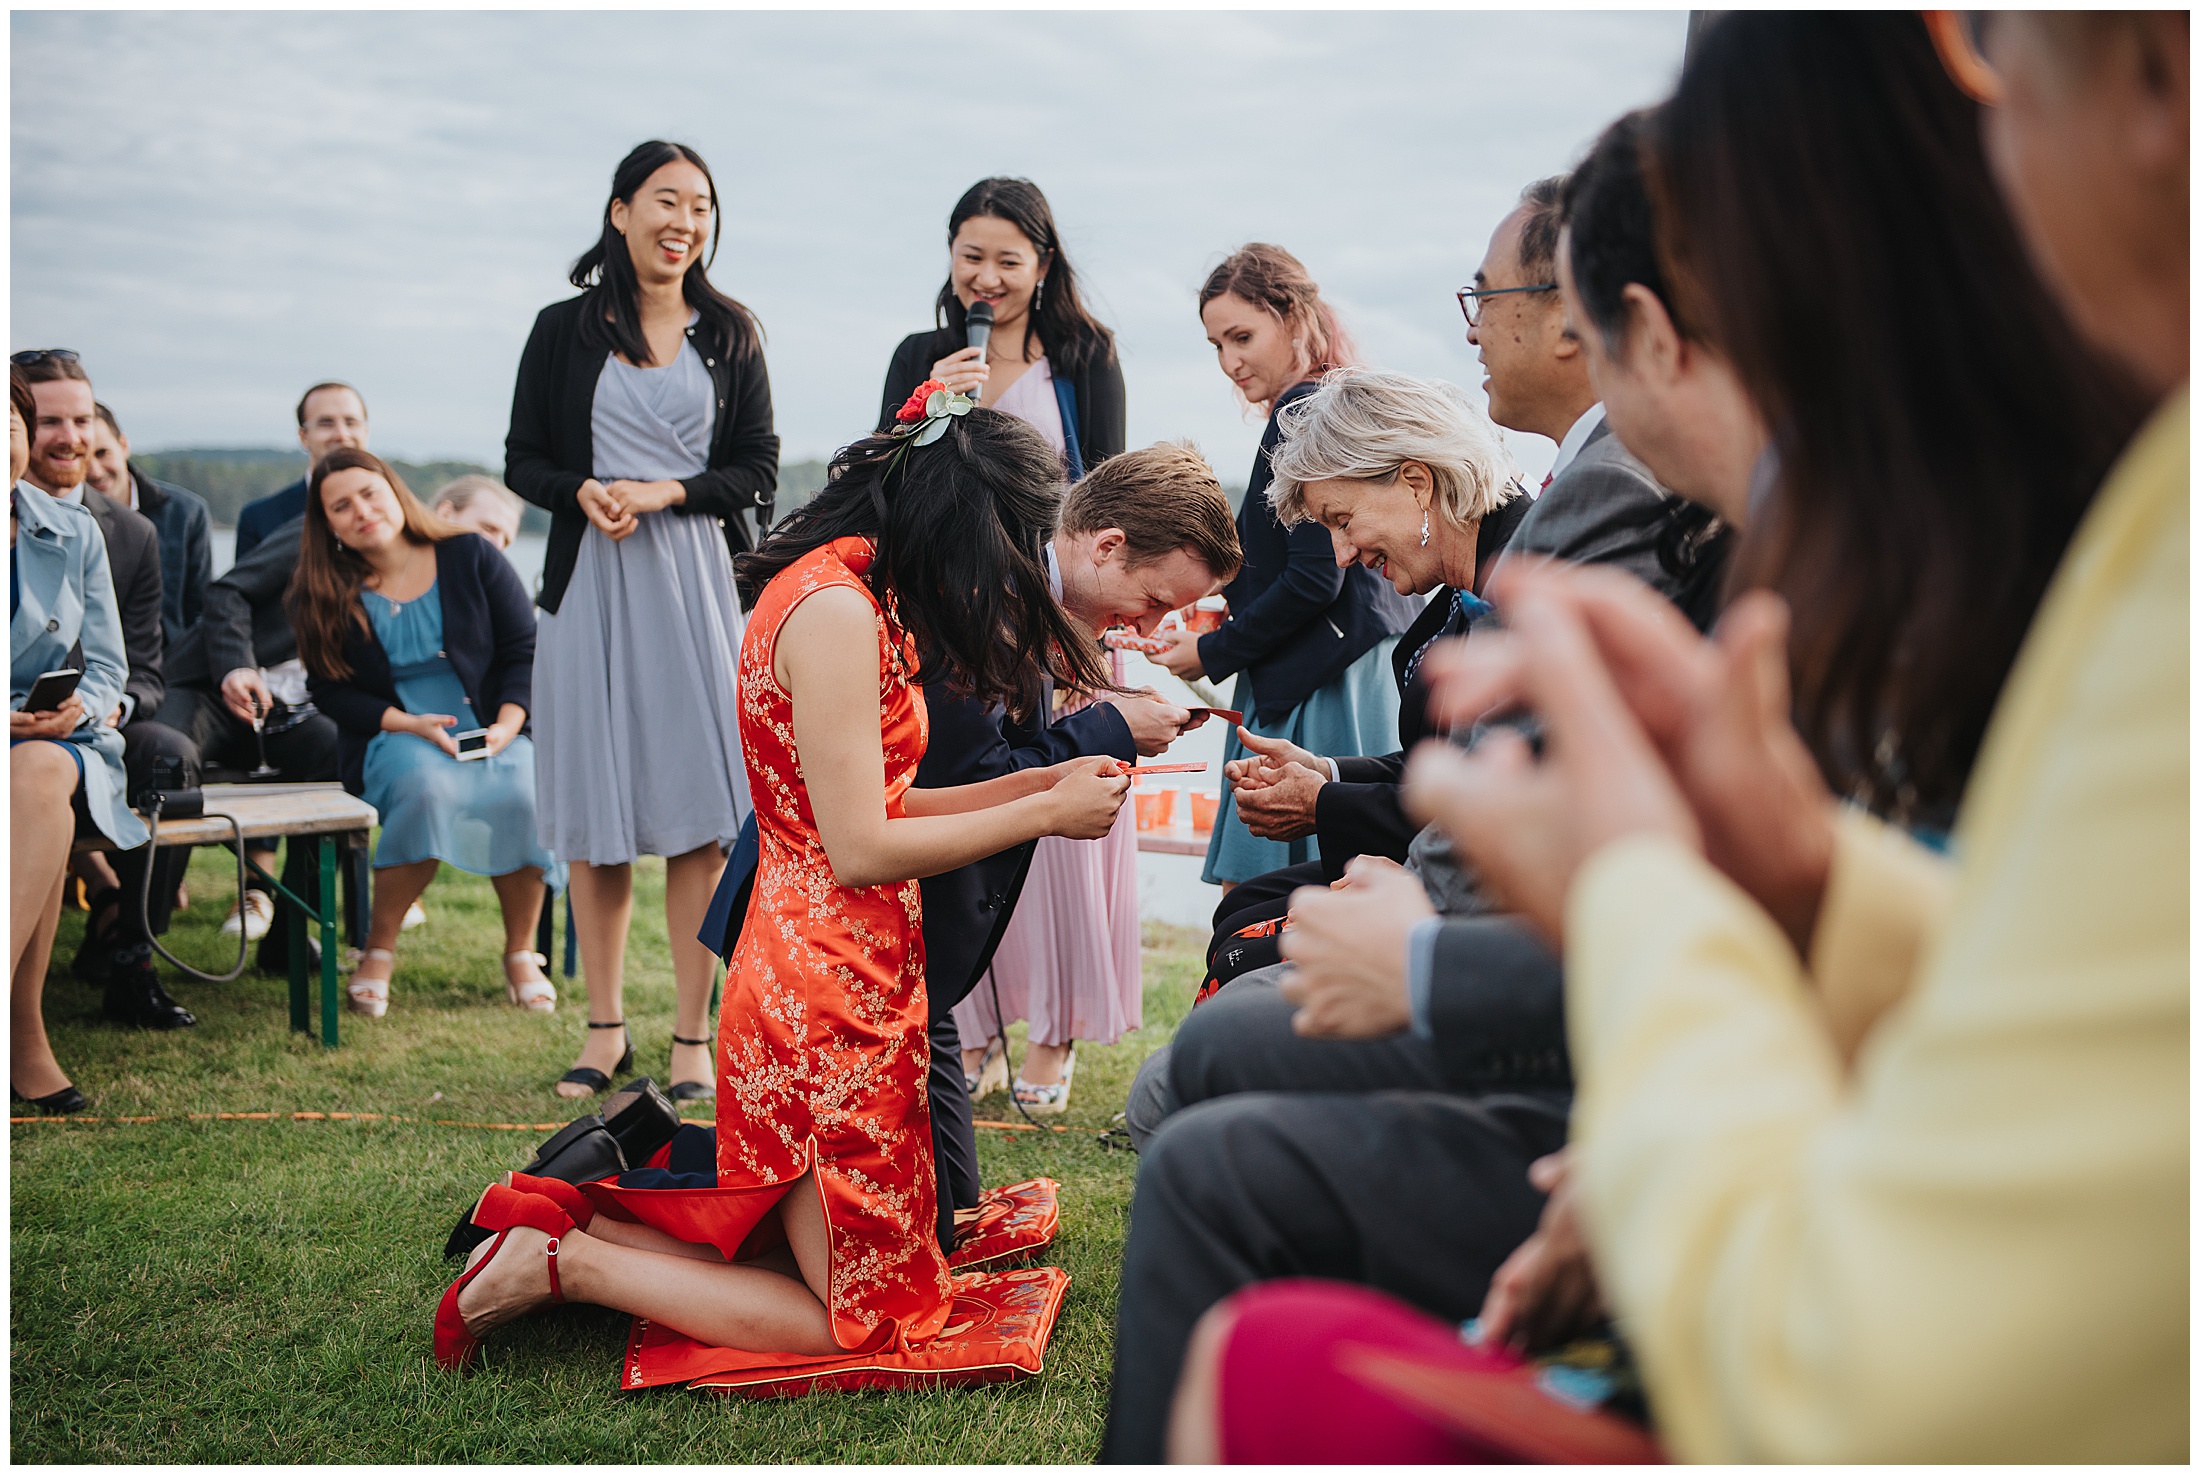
[453,729,492,761]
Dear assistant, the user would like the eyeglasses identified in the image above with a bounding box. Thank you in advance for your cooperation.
[1456,284,1557,328]
[1923,11,2003,106]
[10,349,80,368]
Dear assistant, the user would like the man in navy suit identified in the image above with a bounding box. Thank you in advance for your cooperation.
[232,382,368,559]
[917,442,1241,1250]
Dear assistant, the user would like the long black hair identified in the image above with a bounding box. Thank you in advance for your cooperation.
[570,140,760,367]
[933,177,1113,380]
[735,408,1111,719]
[1649,13,2144,825]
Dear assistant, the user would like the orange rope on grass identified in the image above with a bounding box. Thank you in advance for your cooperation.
[9,1110,719,1129]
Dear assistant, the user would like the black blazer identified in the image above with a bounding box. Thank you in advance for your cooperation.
[166,514,304,691]
[914,683,1136,1019]
[79,486,165,719]
[505,294,780,613]
[1194,382,1419,724]
[306,534,537,795]
[879,327,1126,474]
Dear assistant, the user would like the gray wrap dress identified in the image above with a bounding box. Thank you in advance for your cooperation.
[531,334,752,866]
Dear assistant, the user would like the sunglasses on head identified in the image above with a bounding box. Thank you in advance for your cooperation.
[10,349,82,368]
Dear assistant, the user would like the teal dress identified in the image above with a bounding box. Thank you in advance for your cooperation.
[361,584,560,886]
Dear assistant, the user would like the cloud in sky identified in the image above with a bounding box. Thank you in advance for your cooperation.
[12,9,1685,485]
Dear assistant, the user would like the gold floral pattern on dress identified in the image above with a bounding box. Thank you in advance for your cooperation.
[716,537,949,1351]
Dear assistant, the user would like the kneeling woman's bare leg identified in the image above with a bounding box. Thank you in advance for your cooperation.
[459,1171,839,1356]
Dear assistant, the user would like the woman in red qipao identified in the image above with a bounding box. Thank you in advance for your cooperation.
[435,392,1127,1369]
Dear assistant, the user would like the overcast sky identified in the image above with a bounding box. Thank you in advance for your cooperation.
[13,9,1686,488]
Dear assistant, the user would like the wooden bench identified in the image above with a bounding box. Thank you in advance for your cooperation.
[72,782,378,1048]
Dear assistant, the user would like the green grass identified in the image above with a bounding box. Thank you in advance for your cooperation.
[11,846,1204,1462]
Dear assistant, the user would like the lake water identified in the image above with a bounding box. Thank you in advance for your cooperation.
[209,526,1228,930]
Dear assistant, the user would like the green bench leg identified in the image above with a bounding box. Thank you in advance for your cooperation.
[319,835,340,1048]
[288,867,309,1034]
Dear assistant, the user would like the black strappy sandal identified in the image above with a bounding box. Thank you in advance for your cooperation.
[555,1020,634,1097]
[668,1033,716,1103]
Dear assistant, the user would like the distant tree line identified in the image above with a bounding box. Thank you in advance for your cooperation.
[133,449,838,532]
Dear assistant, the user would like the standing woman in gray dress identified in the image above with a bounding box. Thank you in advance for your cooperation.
[505,140,778,1100]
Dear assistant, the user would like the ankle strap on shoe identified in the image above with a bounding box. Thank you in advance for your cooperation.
[587,1020,626,1029]
[507,1172,597,1231]
[671,1034,712,1047]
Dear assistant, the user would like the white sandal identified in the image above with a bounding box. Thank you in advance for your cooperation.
[348,949,394,1018]
[1012,1047,1076,1115]
[502,951,557,1015]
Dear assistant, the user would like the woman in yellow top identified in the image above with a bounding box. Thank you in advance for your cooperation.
[1395,13,2186,1464]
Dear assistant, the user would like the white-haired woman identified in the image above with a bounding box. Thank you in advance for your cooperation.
[1200,368,1528,967]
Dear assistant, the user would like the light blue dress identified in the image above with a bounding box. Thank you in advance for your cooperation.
[532,325,751,866]
[1199,637,1404,885]
[361,584,560,886]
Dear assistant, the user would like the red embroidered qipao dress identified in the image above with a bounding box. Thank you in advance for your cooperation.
[714,536,949,1350]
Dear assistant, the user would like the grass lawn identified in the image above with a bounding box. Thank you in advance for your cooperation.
[11,845,1202,1463]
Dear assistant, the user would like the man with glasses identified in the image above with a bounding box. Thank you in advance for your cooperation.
[13,349,199,1027]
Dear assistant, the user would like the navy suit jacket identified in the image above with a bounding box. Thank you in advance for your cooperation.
[305,533,536,795]
[234,479,307,561]
[914,685,1136,1020]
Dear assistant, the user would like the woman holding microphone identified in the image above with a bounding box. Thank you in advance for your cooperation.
[506,140,776,1101]
[878,177,1123,476]
[878,177,1135,1108]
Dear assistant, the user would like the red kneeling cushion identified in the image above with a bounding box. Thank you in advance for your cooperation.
[622,1266,1072,1395]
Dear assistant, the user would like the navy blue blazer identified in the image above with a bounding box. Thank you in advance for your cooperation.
[234,479,308,561]
[913,684,1136,1019]
[305,533,536,795]
[1195,382,1418,724]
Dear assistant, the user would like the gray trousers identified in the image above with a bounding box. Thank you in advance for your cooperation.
[1125,964,1451,1147]
[1098,1086,1567,1462]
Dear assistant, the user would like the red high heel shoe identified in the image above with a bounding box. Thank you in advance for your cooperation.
[433,1185,573,1372]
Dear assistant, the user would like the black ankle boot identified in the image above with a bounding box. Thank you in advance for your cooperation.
[102,945,197,1030]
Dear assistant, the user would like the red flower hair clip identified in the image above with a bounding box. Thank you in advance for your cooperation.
[896,379,948,423]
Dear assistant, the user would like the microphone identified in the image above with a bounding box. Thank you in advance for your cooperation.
[965,300,994,402]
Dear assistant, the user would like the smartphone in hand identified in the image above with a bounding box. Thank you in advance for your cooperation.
[453,729,492,761]
[20,667,83,713]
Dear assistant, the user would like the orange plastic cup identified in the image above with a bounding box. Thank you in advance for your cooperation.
[1190,791,1220,832]
[1134,789,1178,831]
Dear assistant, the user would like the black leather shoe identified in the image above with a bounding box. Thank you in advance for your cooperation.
[12,1083,89,1115]
[102,947,197,1030]
[70,888,125,985]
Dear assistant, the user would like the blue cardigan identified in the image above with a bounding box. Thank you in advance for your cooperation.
[1195,382,1419,724]
[305,532,537,795]
[10,484,146,847]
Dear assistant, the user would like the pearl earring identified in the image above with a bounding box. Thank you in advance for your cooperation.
[1419,510,1430,548]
